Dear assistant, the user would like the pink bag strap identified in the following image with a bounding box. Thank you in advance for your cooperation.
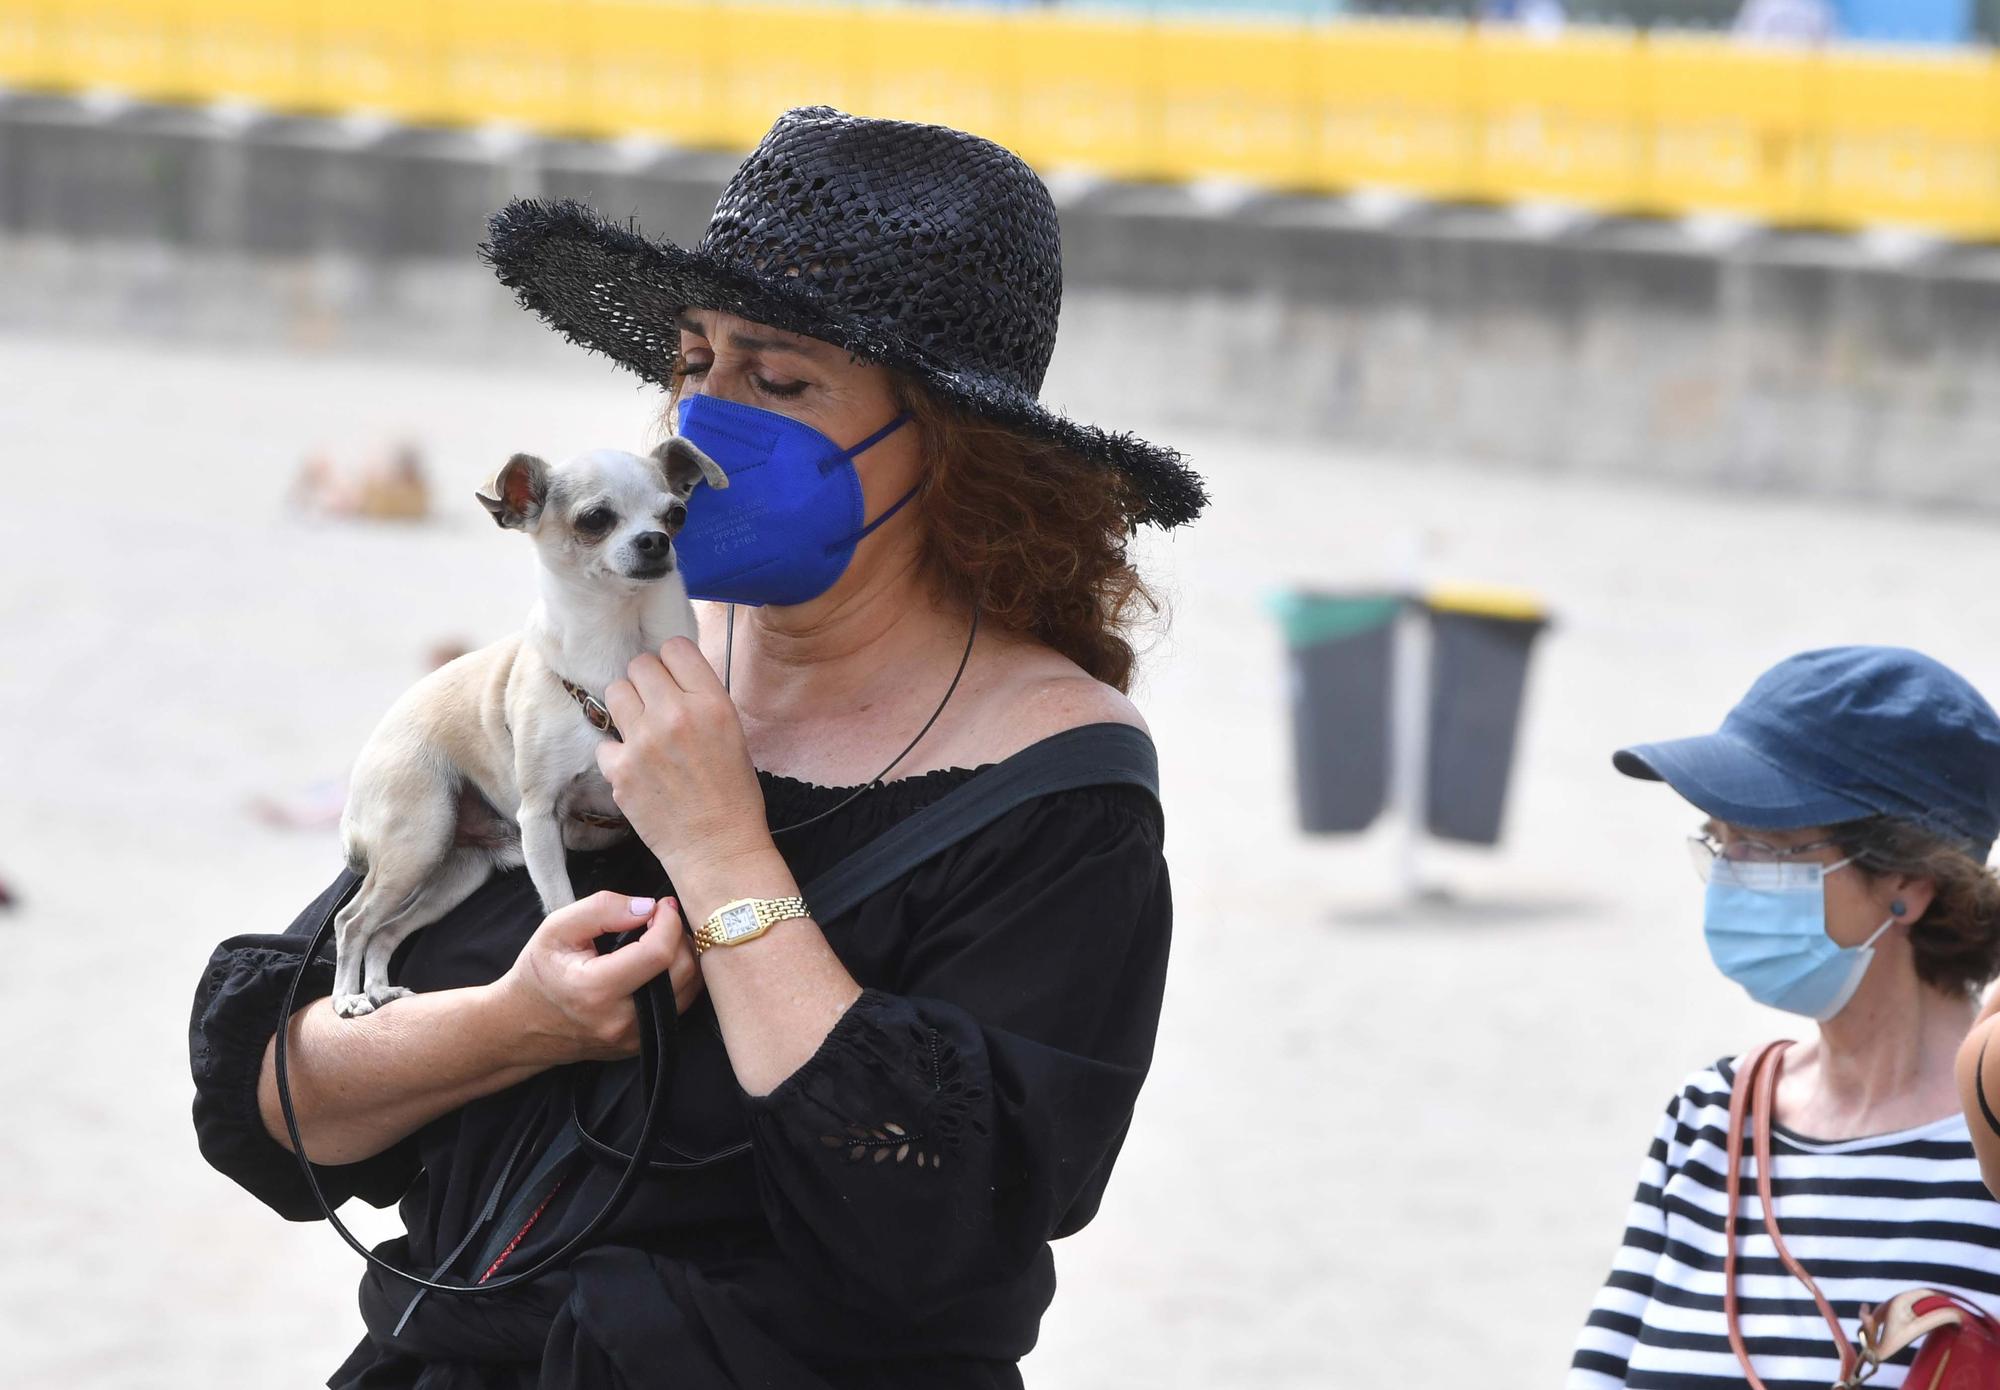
[1723,1040,1861,1388]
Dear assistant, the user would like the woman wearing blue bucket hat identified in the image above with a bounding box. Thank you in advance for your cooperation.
[1569,647,2000,1389]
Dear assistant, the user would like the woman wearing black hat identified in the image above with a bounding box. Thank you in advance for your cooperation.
[1568,647,2000,1389]
[189,107,1205,1389]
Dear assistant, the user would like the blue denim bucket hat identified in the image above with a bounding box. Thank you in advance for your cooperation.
[1614,646,2000,863]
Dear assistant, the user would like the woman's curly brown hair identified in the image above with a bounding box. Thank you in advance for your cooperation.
[1834,817,2000,995]
[891,376,1157,693]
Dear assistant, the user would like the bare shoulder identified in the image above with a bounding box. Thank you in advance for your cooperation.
[937,637,1149,770]
[1007,670,1148,743]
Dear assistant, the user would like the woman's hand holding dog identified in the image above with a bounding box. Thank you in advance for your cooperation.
[596,636,860,1097]
[497,892,702,1064]
[598,636,792,921]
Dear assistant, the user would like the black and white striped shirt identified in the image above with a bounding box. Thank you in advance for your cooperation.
[1569,1057,2000,1389]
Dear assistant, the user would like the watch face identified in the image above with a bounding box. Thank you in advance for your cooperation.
[718,902,761,942]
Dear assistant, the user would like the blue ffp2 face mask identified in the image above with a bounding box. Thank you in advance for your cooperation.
[1702,858,1895,1021]
[671,394,914,607]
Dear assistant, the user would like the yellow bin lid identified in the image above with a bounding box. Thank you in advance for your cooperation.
[1423,584,1549,625]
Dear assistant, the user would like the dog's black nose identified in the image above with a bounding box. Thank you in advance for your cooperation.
[632,530,670,556]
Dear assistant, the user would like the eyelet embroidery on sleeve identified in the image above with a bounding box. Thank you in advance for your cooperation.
[817,1021,987,1171]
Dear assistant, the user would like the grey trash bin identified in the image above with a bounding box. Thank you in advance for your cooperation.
[1422,593,1550,846]
[1273,591,1403,834]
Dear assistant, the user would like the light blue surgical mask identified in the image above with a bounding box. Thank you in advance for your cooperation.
[1702,857,1896,1021]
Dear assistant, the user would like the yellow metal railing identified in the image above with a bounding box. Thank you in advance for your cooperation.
[7,2,2000,238]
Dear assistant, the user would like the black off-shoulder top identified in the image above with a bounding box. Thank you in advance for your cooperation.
[188,726,1172,1390]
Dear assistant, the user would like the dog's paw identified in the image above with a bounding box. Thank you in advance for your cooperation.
[332,993,377,1019]
[366,985,413,1010]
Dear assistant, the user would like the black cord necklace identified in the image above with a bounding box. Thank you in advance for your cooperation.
[726,600,981,837]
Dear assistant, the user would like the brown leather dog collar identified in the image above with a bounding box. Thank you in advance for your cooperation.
[558,677,620,740]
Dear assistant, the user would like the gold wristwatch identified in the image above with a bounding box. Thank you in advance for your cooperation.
[693,895,811,955]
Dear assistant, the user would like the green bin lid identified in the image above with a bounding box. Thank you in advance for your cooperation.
[1267,591,1405,648]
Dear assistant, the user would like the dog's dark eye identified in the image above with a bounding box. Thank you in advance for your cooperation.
[663,503,688,532]
[576,507,615,535]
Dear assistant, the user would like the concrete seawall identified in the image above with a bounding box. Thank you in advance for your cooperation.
[9,93,2000,510]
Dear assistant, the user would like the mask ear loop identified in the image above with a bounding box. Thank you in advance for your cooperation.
[825,413,919,554]
[1826,864,1901,951]
[830,483,922,555]
[834,412,912,467]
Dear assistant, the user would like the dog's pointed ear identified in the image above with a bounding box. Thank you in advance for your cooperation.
[476,453,549,530]
[652,437,729,499]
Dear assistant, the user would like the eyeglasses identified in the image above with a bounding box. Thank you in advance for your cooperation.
[1686,828,1848,884]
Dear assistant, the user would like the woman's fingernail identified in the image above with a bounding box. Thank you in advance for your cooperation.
[628,897,656,917]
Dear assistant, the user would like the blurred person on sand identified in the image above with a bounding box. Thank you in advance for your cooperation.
[290,439,432,521]
[188,106,1205,1389]
[1569,647,2000,1388]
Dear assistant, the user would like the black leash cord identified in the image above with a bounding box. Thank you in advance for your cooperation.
[274,878,676,1295]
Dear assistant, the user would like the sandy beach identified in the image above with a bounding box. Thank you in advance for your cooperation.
[7,327,2000,1387]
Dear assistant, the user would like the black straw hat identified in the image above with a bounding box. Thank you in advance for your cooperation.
[481,105,1206,529]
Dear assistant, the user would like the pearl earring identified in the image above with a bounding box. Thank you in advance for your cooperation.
[1891,899,1908,919]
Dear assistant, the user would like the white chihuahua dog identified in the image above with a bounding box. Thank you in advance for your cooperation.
[329,438,726,1017]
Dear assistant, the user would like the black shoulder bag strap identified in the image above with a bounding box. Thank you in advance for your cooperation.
[566,720,1161,1174]
[800,721,1159,924]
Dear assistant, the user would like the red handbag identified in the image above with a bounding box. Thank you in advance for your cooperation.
[1725,1040,2000,1389]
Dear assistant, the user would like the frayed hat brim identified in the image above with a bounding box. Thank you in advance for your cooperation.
[481,197,1208,529]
